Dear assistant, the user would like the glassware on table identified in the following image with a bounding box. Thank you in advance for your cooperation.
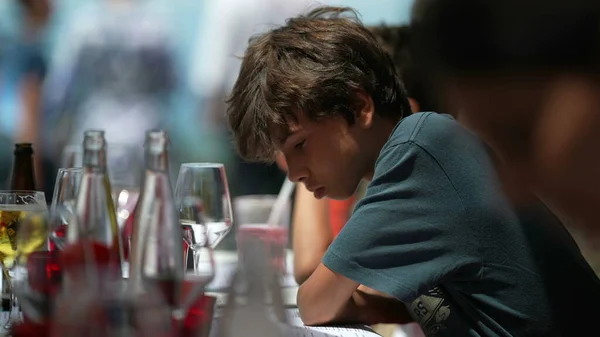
[49,168,82,251]
[130,130,184,310]
[233,195,290,275]
[175,163,233,251]
[61,143,142,234]
[0,191,48,327]
[66,130,123,282]
[180,210,215,336]
[11,212,56,325]
[10,143,36,191]
[0,191,48,269]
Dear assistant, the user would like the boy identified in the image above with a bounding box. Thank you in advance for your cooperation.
[226,6,600,336]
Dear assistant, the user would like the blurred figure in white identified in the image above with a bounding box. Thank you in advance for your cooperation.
[43,0,176,167]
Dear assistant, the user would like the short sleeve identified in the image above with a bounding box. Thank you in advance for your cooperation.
[322,141,482,302]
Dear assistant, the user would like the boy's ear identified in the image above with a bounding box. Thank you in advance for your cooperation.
[353,90,375,129]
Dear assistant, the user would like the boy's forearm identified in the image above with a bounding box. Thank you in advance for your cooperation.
[297,265,415,326]
[297,264,359,325]
[346,289,415,325]
[292,184,333,284]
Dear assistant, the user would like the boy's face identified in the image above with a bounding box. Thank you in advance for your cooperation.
[276,112,375,200]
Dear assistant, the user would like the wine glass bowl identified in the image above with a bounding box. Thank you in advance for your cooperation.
[175,163,233,250]
[0,191,48,268]
[49,168,82,251]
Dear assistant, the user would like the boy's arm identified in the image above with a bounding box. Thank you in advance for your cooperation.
[292,184,333,284]
[297,263,415,326]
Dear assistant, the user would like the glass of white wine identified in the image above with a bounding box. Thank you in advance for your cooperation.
[0,190,48,327]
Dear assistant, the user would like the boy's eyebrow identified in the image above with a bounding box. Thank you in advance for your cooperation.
[274,124,301,148]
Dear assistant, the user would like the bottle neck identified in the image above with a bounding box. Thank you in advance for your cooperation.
[11,154,35,190]
[145,150,169,172]
[83,149,107,172]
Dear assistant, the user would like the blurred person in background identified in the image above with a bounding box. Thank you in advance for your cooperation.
[0,0,52,192]
[42,0,176,182]
[228,6,600,335]
[411,0,600,271]
[411,0,600,239]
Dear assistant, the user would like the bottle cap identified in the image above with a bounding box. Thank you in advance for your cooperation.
[83,130,106,151]
[145,129,169,155]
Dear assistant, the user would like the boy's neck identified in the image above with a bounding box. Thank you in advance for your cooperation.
[362,116,402,181]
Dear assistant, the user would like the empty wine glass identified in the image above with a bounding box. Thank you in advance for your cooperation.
[175,163,233,251]
[49,168,82,251]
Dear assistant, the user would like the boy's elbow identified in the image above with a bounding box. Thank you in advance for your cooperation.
[294,263,316,285]
[297,284,338,326]
[294,252,324,285]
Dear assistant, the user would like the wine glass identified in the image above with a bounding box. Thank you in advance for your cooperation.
[49,168,82,251]
[175,163,233,251]
[0,191,48,327]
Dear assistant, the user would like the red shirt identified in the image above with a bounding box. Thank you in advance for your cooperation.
[328,197,355,237]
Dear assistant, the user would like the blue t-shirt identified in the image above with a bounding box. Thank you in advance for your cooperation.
[323,112,600,336]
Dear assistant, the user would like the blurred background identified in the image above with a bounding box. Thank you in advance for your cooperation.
[0,0,414,250]
[0,0,414,198]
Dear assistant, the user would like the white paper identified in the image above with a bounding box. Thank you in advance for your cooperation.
[285,309,382,337]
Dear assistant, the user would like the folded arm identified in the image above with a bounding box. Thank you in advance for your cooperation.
[297,263,414,326]
[292,184,333,284]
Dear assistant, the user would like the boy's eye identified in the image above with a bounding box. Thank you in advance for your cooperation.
[295,139,306,150]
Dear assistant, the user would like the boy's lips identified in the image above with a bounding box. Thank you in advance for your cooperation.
[306,185,326,199]
[313,187,326,199]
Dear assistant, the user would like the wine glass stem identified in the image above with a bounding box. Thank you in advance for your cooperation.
[192,249,201,273]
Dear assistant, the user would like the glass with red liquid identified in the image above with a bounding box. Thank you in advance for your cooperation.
[234,195,290,275]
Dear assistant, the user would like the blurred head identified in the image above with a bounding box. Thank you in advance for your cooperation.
[17,0,52,24]
[227,6,411,199]
[368,24,436,113]
[411,0,600,163]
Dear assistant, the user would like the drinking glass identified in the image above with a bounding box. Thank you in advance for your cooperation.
[0,191,48,327]
[49,168,82,251]
[234,195,290,275]
[11,212,54,325]
[175,163,233,251]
